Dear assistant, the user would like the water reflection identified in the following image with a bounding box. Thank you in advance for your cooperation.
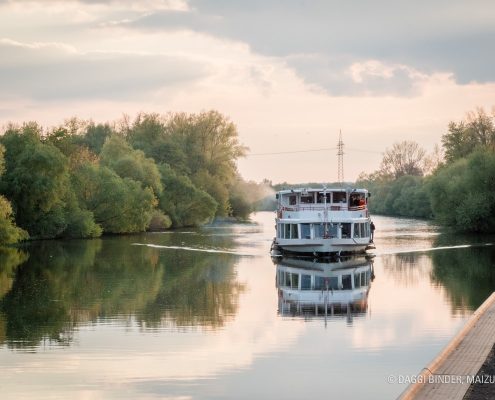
[2,213,495,399]
[274,256,374,320]
[431,245,495,311]
[0,236,245,349]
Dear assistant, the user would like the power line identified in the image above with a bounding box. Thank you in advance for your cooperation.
[248,147,337,156]
[247,146,382,156]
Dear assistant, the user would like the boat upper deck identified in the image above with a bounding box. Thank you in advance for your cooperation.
[276,188,369,218]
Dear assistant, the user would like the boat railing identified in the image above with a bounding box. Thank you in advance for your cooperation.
[279,205,366,212]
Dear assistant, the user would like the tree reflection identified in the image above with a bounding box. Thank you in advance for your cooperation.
[0,236,244,349]
[430,245,495,311]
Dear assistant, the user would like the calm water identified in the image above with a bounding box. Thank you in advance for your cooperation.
[1,212,495,399]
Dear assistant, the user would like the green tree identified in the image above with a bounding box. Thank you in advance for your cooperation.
[158,164,217,227]
[0,144,27,244]
[0,124,70,238]
[127,113,189,174]
[100,135,163,196]
[129,111,247,217]
[442,107,495,163]
[72,163,156,233]
[428,149,495,232]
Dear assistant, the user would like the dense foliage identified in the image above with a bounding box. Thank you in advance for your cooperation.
[0,111,268,244]
[358,107,495,232]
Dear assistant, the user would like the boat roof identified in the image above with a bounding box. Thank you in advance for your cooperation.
[277,188,368,195]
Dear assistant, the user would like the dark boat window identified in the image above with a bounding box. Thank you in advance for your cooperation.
[301,195,314,204]
[341,223,351,238]
[313,223,324,238]
[301,223,311,239]
[315,276,339,290]
[317,192,331,203]
[328,223,338,238]
[332,192,347,203]
[290,224,299,239]
[289,195,297,205]
[342,274,352,290]
[301,274,311,290]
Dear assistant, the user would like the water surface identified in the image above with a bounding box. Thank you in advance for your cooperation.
[1,212,495,399]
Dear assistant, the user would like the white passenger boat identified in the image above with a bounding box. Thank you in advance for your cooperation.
[272,187,373,256]
[275,256,374,316]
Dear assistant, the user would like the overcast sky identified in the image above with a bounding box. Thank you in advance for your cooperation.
[1,0,494,183]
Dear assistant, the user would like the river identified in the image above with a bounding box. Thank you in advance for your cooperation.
[1,212,495,399]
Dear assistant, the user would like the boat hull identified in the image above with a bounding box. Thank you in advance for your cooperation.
[273,238,369,256]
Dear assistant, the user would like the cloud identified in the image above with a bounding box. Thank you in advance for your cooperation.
[0,0,190,11]
[0,38,207,101]
[110,0,495,93]
[285,55,430,97]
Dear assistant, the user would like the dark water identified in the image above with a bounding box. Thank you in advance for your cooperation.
[1,212,495,399]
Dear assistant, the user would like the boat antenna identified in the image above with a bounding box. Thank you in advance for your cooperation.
[337,130,344,186]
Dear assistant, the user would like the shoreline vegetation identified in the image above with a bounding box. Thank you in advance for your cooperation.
[0,110,273,245]
[357,107,495,233]
[0,106,494,246]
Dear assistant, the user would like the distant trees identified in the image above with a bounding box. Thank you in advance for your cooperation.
[442,108,495,163]
[357,140,433,219]
[380,141,427,178]
[428,108,495,232]
[0,110,256,243]
[428,148,495,232]
[358,106,495,232]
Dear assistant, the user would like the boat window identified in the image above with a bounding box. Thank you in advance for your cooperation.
[313,223,324,238]
[342,274,352,290]
[328,223,338,238]
[354,274,360,288]
[290,273,299,289]
[341,223,351,238]
[314,276,339,290]
[317,192,331,203]
[301,223,311,239]
[289,195,297,205]
[284,224,290,239]
[353,223,365,238]
[283,271,299,288]
[301,274,311,290]
[300,194,314,204]
[354,272,369,288]
[290,224,299,239]
[332,192,347,203]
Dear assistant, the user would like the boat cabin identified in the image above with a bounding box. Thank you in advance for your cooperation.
[277,188,368,211]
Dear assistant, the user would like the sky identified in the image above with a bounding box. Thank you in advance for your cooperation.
[0,0,494,183]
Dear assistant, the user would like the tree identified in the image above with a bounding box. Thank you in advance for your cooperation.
[442,107,495,163]
[128,111,247,217]
[158,164,217,227]
[126,113,190,175]
[72,163,156,233]
[0,124,71,238]
[0,144,28,244]
[428,149,495,232]
[380,141,426,178]
[100,135,163,196]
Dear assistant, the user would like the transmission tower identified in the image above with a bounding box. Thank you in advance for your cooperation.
[337,130,344,185]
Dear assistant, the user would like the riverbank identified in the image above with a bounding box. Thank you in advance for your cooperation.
[399,291,495,399]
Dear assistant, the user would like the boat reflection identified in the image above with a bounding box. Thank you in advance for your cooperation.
[274,256,374,320]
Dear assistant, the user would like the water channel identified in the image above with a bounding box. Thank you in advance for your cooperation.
[1,212,495,399]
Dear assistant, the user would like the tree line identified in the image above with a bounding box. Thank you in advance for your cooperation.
[357,107,495,232]
[0,111,270,245]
